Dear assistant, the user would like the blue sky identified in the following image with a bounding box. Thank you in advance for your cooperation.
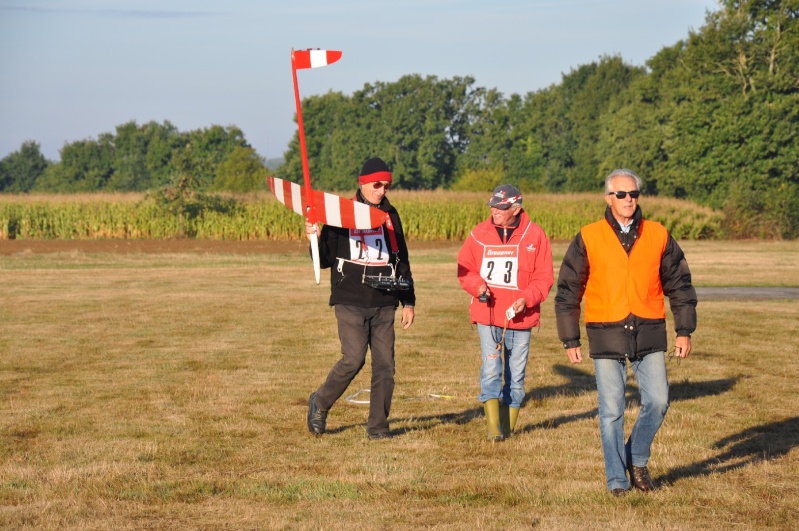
[0,0,718,161]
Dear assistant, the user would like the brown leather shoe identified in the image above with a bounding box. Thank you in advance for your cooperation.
[611,488,628,497]
[628,464,654,492]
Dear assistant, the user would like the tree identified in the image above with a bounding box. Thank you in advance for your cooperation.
[0,141,50,193]
[211,146,268,192]
[106,120,150,191]
[148,142,236,238]
[105,120,185,191]
[455,89,515,175]
[184,125,250,189]
[278,75,481,190]
[32,122,252,193]
[143,121,184,189]
[658,0,799,229]
[596,42,689,195]
[34,136,115,192]
[277,90,355,190]
[564,57,646,191]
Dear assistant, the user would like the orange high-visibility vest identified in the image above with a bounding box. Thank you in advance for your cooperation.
[581,219,668,323]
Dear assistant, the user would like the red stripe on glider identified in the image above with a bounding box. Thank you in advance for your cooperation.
[267,176,384,230]
[292,49,342,69]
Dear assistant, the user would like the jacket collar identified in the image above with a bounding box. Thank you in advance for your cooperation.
[604,204,642,232]
[356,189,392,212]
[480,210,531,239]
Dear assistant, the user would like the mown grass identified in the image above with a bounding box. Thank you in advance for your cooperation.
[1,241,798,530]
[0,191,723,241]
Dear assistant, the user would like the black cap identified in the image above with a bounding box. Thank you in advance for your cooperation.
[358,157,392,185]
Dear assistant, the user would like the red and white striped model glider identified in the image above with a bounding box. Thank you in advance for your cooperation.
[267,49,385,284]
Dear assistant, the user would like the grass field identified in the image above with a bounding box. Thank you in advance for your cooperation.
[1,240,798,530]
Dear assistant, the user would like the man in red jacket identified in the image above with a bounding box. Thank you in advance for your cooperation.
[457,185,554,442]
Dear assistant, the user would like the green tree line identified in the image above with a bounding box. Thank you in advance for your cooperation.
[0,122,267,195]
[2,0,797,237]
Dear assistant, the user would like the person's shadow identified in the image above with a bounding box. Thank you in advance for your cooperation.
[657,416,799,485]
[516,364,739,433]
[374,364,598,436]
[380,363,738,438]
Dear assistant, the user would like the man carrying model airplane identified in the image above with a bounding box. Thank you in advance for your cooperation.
[304,157,416,440]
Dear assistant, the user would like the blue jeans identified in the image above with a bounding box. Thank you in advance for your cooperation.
[476,324,531,408]
[594,353,670,491]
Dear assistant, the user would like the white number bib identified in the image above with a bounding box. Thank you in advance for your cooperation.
[348,227,389,265]
[481,245,519,289]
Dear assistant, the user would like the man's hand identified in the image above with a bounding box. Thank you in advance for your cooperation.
[305,220,320,241]
[566,346,583,364]
[401,306,415,330]
[511,297,527,315]
[674,335,692,358]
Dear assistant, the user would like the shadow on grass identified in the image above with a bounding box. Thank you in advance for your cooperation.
[322,408,485,437]
[517,364,739,434]
[380,408,486,438]
[321,365,740,438]
[658,416,799,486]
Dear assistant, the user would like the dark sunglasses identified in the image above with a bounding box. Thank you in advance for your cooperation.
[372,181,391,190]
[607,190,640,199]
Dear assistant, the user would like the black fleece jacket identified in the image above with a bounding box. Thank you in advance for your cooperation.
[313,191,415,309]
[554,206,697,359]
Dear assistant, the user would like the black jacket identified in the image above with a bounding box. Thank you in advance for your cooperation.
[554,206,697,359]
[314,191,415,309]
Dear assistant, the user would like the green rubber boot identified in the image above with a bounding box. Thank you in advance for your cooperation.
[500,405,520,437]
[484,399,505,442]
[508,407,520,433]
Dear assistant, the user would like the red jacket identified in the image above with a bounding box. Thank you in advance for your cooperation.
[457,211,554,329]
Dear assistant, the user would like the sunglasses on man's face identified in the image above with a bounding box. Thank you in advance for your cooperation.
[607,190,640,199]
[371,181,391,190]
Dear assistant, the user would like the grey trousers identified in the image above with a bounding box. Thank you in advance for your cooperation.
[315,304,396,435]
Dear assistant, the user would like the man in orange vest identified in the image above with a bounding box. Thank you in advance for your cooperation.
[554,169,697,496]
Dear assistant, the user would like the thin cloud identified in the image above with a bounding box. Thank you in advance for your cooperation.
[0,5,220,19]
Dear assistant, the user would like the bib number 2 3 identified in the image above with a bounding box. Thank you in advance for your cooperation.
[481,243,522,289]
[482,259,517,288]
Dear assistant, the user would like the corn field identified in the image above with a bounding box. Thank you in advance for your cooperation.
[0,191,723,241]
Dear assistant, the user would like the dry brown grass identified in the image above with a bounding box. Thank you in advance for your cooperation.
[676,240,799,287]
[1,241,798,530]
